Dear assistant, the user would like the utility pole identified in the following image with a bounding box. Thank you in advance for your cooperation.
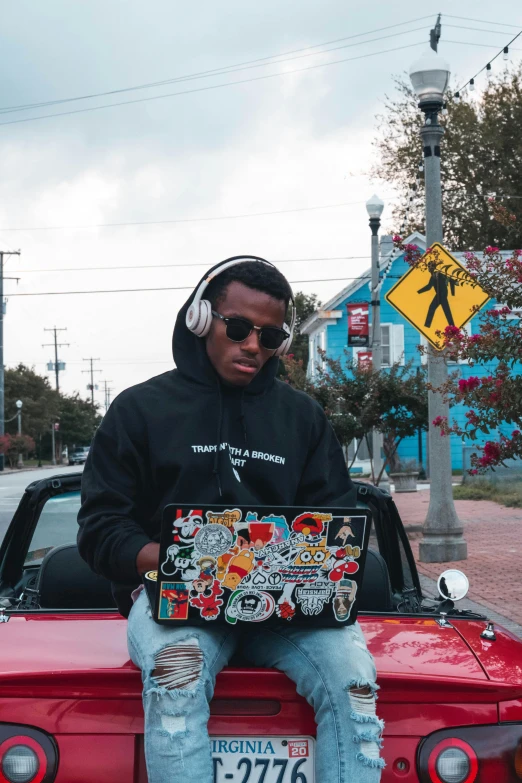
[430,13,441,52]
[409,47,467,562]
[0,250,21,472]
[102,380,113,412]
[43,327,69,393]
[82,358,101,407]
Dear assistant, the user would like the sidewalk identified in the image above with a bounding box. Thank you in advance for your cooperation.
[394,490,522,631]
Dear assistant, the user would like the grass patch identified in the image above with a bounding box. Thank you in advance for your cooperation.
[453,479,522,508]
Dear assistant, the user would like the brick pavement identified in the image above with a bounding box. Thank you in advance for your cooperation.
[393,490,522,627]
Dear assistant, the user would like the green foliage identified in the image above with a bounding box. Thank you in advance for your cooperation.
[5,364,59,439]
[373,67,522,249]
[4,364,102,454]
[453,480,522,508]
[283,351,428,475]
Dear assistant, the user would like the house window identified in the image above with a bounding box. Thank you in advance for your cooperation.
[381,325,391,367]
[352,324,404,367]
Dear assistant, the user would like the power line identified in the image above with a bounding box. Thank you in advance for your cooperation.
[0,41,425,128]
[0,199,398,232]
[443,14,521,30]
[444,23,522,35]
[7,276,402,298]
[14,256,372,273]
[0,15,434,117]
[445,39,522,51]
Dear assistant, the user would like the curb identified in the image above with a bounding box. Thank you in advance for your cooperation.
[0,465,68,476]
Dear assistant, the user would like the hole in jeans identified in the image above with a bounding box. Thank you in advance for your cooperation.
[152,638,203,691]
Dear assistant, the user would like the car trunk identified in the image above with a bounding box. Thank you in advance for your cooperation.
[1,612,517,782]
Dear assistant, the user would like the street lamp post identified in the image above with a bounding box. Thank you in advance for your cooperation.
[409,50,467,562]
[366,194,387,490]
[15,400,23,468]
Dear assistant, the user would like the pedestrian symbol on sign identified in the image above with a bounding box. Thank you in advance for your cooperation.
[417,261,459,328]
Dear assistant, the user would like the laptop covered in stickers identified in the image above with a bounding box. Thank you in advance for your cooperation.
[142,504,372,628]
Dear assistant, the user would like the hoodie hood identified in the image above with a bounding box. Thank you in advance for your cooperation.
[172,259,280,394]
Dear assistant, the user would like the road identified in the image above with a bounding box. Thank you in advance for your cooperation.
[0,465,83,546]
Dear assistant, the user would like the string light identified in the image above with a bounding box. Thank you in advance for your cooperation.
[454,91,461,103]
[418,160,424,172]
[442,101,448,116]
[454,29,521,96]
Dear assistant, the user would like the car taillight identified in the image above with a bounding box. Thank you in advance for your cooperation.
[418,725,522,783]
[0,728,57,783]
[428,739,478,783]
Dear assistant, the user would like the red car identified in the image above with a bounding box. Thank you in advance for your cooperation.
[1,473,521,783]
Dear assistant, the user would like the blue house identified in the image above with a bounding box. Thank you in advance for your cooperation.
[300,232,514,472]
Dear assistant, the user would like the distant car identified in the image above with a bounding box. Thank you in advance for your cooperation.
[68,447,90,465]
[1,474,522,783]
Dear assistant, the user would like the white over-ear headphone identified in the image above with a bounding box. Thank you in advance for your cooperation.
[185,255,296,357]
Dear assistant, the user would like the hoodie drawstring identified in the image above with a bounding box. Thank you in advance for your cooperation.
[213,381,224,497]
[239,393,248,444]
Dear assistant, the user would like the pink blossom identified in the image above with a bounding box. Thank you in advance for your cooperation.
[392,234,402,244]
[471,469,479,475]
[485,245,500,254]
[432,416,446,427]
[514,249,522,258]
[513,430,521,437]
[459,376,480,393]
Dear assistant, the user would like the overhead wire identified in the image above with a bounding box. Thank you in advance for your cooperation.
[0,41,426,128]
[0,197,399,232]
[0,17,434,116]
[10,256,372,273]
[443,14,521,30]
[7,277,400,297]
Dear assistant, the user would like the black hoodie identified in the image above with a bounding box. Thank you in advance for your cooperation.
[77,263,354,616]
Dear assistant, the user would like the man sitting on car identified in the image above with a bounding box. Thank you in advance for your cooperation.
[78,256,384,783]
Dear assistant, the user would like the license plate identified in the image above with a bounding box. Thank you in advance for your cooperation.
[212,736,315,783]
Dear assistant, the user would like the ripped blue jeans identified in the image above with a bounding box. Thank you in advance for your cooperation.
[127,589,384,783]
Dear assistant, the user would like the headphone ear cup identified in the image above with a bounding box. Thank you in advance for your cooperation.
[186,299,213,337]
[275,325,293,357]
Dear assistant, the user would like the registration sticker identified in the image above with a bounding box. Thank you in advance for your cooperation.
[212,736,315,782]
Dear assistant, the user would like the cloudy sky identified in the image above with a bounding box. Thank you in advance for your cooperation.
[0,0,520,406]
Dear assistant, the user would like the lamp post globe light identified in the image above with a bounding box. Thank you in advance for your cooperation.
[365,194,388,491]
[15,399,23,468]
[409,51,467,563]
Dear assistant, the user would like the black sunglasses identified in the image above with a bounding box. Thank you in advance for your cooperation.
[212,310,288,350]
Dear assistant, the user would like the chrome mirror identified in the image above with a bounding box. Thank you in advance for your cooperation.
[437,569,469,601]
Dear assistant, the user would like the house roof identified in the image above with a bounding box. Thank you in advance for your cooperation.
[300,231,427,336]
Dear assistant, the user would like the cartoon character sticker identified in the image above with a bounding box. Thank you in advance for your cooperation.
[190,579,224,620]
[291,511,332,539]
[329,558,359,582]
[333,578,358,622]
[225,590,275,624]
[158,582,190,620]
[221,550,256,590]
[161,544,199,580]
[194,524,233,557]
[172,511,203,545]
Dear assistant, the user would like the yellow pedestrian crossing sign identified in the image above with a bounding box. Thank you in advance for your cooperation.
[385,242,490,349]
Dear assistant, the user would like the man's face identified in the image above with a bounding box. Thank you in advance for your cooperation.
[205,281,286,386]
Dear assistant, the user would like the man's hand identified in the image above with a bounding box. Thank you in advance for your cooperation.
[136,542,160,574]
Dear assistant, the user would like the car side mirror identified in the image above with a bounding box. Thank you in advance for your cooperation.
[437,569,469,601]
